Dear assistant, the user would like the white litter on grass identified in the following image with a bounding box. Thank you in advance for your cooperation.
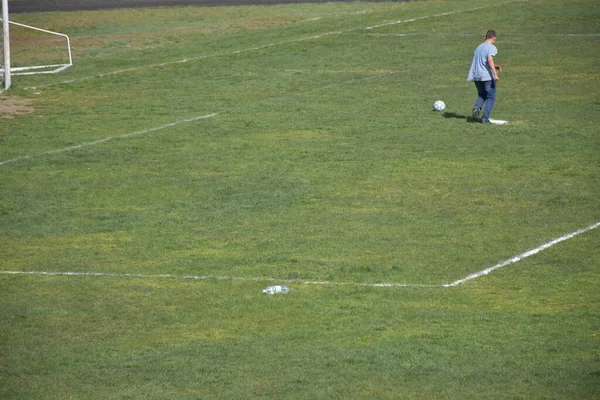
[1,221,598,288]
[488,119,508,125]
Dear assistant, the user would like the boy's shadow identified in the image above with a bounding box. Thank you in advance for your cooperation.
[442,112,479,123]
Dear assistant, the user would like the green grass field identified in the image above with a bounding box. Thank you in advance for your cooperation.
[1,0,599,398]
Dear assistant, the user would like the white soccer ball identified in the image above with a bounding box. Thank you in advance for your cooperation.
[433,100,446,111]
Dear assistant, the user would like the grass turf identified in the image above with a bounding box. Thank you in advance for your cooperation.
[1,0,599,398]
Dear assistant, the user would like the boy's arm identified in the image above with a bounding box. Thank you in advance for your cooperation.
[488,55,500,81]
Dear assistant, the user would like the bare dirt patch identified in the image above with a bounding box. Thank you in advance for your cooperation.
[0,97,35,119]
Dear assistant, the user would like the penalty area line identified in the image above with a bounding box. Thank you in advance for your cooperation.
[0,270,436,287]
[25,0,527,90]
[444,221,600,287]
[2,70,394,169]
[0,112,219,167]
[1,221,598,288]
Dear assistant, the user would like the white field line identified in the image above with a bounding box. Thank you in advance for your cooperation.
[1,70,394,167]
[362,1,524,31]
[0,270,439,287]
[443,221,600,287]
[2,69,398,167]
[1,221,598,288]
[24,0,526,90]
[0,112,218,166]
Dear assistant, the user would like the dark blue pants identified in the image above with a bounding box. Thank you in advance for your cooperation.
[473,80,496,120]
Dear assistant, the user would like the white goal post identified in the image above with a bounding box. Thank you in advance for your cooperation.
[1,0,73,90]
[1,0,9,90]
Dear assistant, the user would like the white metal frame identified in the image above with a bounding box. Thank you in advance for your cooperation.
[0,18,73,76]
[1,0,10,89]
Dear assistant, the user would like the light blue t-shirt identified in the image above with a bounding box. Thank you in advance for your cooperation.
[467,42,497,81]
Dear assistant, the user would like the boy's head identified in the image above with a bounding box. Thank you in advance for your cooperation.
[485,30,497,39]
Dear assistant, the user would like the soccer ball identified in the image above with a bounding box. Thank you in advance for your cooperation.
[433,100,445,111]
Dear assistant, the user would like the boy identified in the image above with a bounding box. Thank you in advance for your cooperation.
[467,30,502,123]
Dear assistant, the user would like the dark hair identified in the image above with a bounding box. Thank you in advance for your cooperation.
[486,30,497,39]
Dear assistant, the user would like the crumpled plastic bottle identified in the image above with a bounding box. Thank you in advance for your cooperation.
[262,285,290,295]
